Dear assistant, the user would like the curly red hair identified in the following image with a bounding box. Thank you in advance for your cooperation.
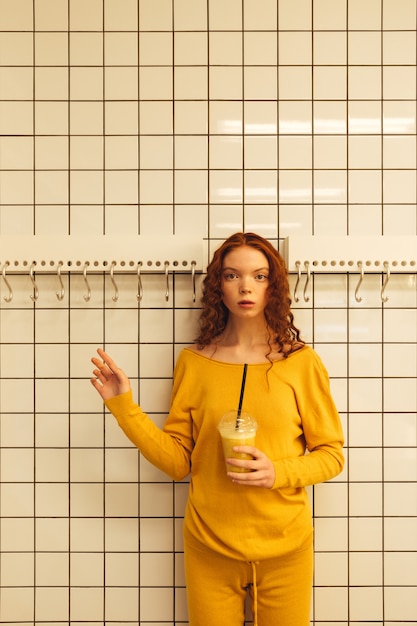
[195,232,303,357]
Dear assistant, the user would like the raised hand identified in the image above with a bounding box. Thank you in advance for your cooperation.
[91,348,131,401]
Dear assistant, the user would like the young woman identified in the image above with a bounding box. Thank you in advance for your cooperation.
[91,232,344,626]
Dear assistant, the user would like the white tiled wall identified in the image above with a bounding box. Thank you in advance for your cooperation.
[1,0,417,623]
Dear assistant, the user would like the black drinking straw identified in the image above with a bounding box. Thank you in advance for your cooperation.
[236,363,248,428]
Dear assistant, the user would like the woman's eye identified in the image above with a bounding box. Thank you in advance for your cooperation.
[255,274,268,281]
[224,273,238,280]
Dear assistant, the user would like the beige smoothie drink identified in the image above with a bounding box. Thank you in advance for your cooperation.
[218,410,258,473]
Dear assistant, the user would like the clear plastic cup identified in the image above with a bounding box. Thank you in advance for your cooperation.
[218,410,258,473]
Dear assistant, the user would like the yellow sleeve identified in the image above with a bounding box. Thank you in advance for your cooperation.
[105,387,193,482]
[272,350,344,489]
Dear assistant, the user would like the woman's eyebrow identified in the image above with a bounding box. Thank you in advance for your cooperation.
[222,266,269,272]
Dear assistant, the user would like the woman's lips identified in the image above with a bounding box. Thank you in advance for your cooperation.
[238,300,255,308]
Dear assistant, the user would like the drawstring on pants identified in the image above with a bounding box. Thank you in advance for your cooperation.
[249,561,259,626]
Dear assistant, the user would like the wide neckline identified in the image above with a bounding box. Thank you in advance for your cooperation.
[183,344,308,367]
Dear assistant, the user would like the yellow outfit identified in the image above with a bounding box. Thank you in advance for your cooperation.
[105,345,344,625]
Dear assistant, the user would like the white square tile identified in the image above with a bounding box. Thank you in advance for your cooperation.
[140,483,173,517]
[348,448,382,482]
[349,413,382,447]
[36,449,69,482]
[383,412,416,447]
[384,448,417,482]
[314,552,348,586]
[140,553,174,586]
[383,100,416,134]
[36,553,69,586]
[71,588,104,621]
[383,169,417,203]
[70,518,104,551]
[174,32,207,65]
[70,481,103,515]
[244,31,277,65]
[279,136,311,169]
[244,205,278,238]
[384,378,417,412]
[349,552,383,586]
[349,517,382,550]
[35,413,68,447]
[385,587,417,621]
[348,101,381,134]
[35,587,69,621]
[349,586,383,621]
[1,518,34,551]
[349,343,382,377]
[139,31,172,65]
[279,0,311,29]
[384,516,417,550]
[209,67,242,100]
[313,483,348,516]
[106,553,139,586]
[174,66,208,100]
[70,32,103,65]
[0,449,34,482]
[349,483,383,516]
[36,483,69,517]
[279,66,312,100]
[314,67,347,100]
[314,517,348,551]
[244,66,277,100]
[314,170,347,204]
[244,170,278,203]
[384,482,417,516]
[383,66,416,100]
[314,587,348,621]
[313,0,346,29]
[175,170,208,204]
[209,31,242,64]
[348,378,382,412]
[70,449,103,482]
[105,517,139,551]
[209,0,242,28]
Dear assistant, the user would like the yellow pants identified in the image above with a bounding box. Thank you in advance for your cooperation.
[184,532,313,626]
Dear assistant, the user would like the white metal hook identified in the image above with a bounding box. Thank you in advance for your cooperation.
[110,261,119,302]
[354,261,364,303]
[1,261,13,303]
[303,261,310,303]
[293,261,301,303]
[29,262,39,302]
[191,261,196,303]
[164,261,170,302]
[56,261,65,301]
[381,261,390,303]
[136,262,143,302]
[83,262,91,302]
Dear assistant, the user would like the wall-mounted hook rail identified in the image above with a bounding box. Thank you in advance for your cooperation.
[0,235,204,304]
[110,261,119,303]
[381,261,390,303]
[1,261,13,303]
[354,261,364,303]
[29,262,39,302]
[284,235,417,303]
[136,262,143,302]
[56,261,65,301]
[83,263,91,303]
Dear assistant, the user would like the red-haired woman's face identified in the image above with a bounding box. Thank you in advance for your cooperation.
[221,246,270,319]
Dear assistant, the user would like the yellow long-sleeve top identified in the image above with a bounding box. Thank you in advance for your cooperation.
[105,345,344,561]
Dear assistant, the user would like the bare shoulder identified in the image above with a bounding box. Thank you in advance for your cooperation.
[185,343,221,359]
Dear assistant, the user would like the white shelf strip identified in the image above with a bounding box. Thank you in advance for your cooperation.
[0,235,204,272]
[284,236,417,273]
